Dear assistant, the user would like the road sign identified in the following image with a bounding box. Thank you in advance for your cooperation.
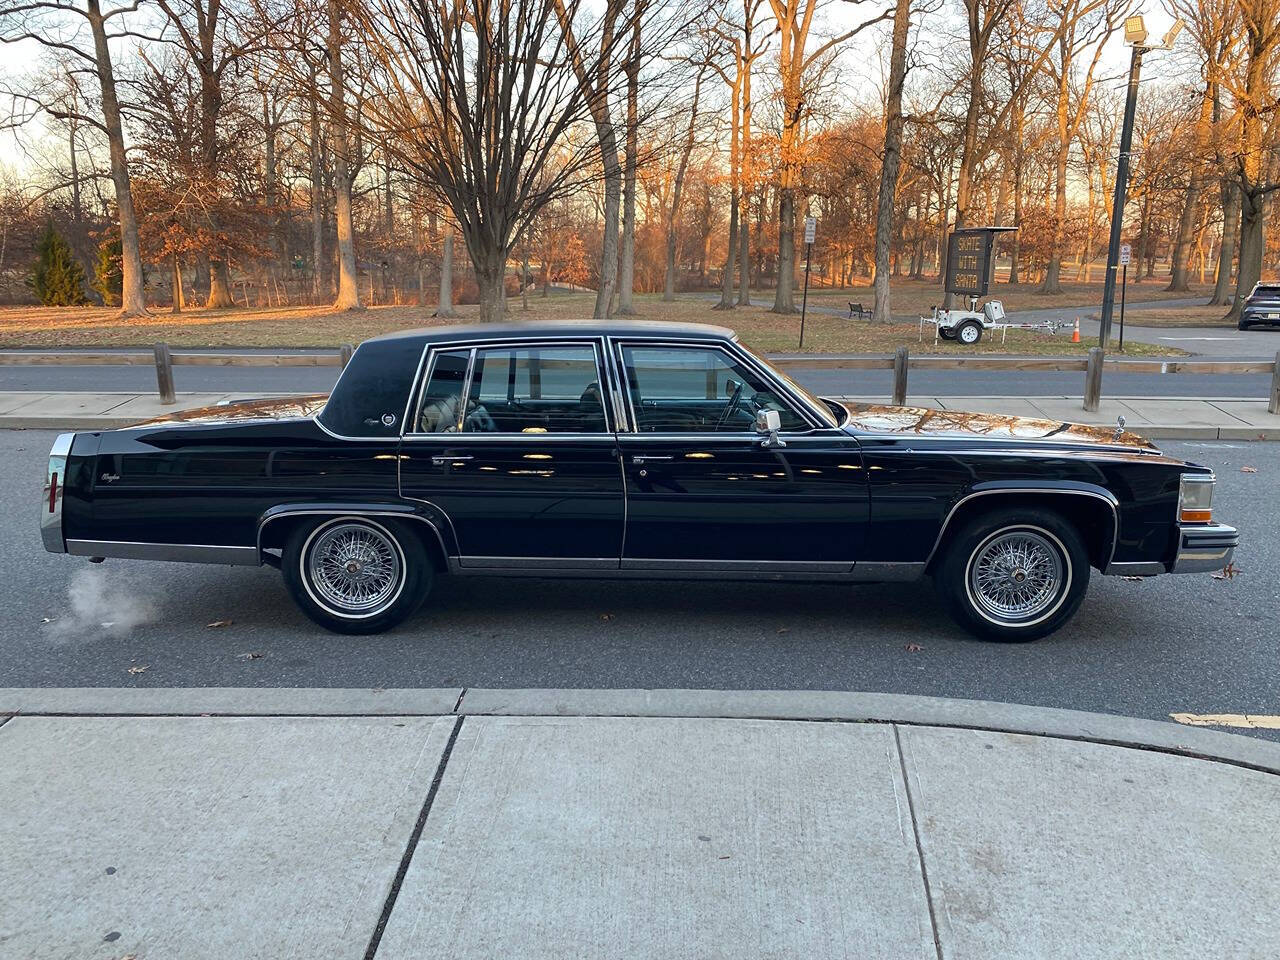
[944,229,995,297]
[1119,244,1131,266]
[803,217,816,245]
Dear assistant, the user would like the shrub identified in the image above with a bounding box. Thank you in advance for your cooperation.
[30,224,89,306]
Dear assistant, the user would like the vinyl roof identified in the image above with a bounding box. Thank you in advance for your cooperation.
[363,318,739,345]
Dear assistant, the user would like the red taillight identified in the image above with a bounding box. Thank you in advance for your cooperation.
[48,472,58,513]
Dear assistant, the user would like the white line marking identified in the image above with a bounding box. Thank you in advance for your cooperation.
[1170,713,1280,729]
[1156,337,1239,341]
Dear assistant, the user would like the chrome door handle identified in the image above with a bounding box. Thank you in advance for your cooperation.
[431,455,473,464]
[631,455,673,464]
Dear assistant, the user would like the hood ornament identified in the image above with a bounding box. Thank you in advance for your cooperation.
[1113,415,1126,442]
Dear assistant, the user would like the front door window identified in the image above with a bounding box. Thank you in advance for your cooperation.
[620,345,806,433]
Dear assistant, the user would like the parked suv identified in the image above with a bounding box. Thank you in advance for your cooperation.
[1239,282,1280,330]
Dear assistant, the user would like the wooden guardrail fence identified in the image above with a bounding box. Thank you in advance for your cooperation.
[0,343,1276,415]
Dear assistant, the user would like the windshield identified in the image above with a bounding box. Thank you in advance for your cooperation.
[735,338,840,428]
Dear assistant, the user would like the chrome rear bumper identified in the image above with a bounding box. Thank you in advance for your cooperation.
[40,433,74,554]
[1171,522,1239,574]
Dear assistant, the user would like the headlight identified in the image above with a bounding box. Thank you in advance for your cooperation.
[1179,473,1214,523]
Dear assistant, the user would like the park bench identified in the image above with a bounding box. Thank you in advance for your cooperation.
[848,301,869,320]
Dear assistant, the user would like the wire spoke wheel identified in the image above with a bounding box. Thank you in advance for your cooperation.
[305,522,403,616]
[967,529,1065,624]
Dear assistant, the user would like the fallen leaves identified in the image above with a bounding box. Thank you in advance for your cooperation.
[126,665,148,675]
[598,613,614,621]
[1213,561,1242,580]
[1121,576,1144,582]
[905,643,923,653]
[1241,466,1258,473]
[236,651,265,661]
[205,619,232,628]
[39,617,56,624]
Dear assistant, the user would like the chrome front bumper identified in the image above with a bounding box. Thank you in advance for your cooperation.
[1171,522,1239,574]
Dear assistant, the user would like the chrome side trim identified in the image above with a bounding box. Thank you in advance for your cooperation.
[66,540,259,566]
[1171,522,1238,574]
[622,558,854,573]
[850,561,926,582]
[923,486,1120,571]
[1103,561,1166,577]
[459,556,620,570]
[40,432,74,554]
[256,508,451,563]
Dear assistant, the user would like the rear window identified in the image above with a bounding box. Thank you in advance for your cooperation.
[1249,284,1280,298]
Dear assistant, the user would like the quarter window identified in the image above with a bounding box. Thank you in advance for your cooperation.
[416,350,470,432]
[621,345,807,433]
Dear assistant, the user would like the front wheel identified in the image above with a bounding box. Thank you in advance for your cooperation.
[282,516,432,634]
[933,508,1089,642]
[957,321,983,344]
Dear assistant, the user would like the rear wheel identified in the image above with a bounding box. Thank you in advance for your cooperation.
[933,507,1089,642]
[1238,320,1252,330]
[282,516,431,634]
[938,327,957,340]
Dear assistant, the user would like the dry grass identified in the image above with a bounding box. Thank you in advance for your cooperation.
[0,291,1182,356]
[800,278,1213,317]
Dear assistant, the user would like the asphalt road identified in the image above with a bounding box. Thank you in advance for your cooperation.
[0,361,1273,401]
[4,430,1277,740]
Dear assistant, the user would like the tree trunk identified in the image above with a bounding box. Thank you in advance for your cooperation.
[717,66,742,310]
[438,229,457,317]
[327,0,362,311]
[1040,85,1069,293]
[1211,180,1239,305]
[522,244,530,311]
[308,80,325,304]
[171,256,184,313]
[617,16,641,315]
[736,41,754,307]
[208,259,234,308]
[1231,188,1265,319]
[87,0,145,315]
[475,249,506,324]
[872,0,910,324]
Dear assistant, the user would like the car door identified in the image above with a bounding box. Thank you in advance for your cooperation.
[399,340,624,568]
[611,340,869,571]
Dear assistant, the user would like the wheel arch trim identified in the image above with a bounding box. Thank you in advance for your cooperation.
[255,503,454,565]
[923,482,1119,572]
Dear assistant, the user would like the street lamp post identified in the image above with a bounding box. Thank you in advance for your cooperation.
[1097,17,1182,350]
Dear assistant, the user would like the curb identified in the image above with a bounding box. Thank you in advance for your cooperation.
[3,687,1278,775]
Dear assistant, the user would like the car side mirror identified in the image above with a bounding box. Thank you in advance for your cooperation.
[755,409,785,449]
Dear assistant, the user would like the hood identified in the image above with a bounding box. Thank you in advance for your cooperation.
[133,393,329,427]
[837,401,1159,451]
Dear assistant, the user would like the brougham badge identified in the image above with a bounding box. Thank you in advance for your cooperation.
[100,473,120,482]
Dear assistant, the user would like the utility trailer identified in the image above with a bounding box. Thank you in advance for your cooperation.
[920,297,1067,345]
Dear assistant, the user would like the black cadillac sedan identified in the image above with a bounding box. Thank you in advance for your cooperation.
[40,320,1237,641]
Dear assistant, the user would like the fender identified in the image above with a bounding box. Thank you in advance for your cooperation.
[256,501,457,564]
[924,480,1120,572]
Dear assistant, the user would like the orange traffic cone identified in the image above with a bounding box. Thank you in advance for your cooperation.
[1071,317,1081,343]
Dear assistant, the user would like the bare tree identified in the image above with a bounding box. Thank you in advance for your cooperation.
[355,0,637,322]
[1037,0,1122,294]
[766,0,889,313]
[871,0,912,322]
[663,65,706,300]
[0,0,148,314]
[1223,0,1280,320]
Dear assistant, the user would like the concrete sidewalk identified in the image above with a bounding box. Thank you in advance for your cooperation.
[1,389,1278,439]
[2,688,1278,959]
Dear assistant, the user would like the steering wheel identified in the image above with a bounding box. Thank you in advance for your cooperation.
[715,379,746,430]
